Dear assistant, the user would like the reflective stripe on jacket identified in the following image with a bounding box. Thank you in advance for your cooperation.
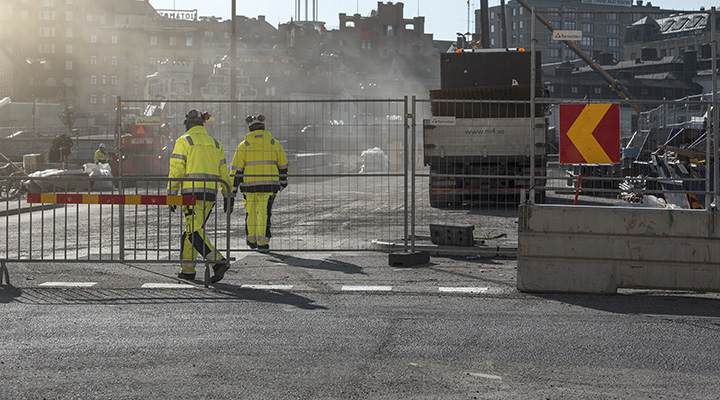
[167,125,231,200]
[231,130,288,194]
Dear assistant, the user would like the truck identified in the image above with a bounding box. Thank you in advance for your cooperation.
[423,48,547,208]
[109,102,171,179]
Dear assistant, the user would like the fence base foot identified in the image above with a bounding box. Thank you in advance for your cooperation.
[389,251,429,267]
[0,262,9,285]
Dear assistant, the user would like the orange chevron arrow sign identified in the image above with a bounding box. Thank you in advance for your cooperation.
[559,104,620,164]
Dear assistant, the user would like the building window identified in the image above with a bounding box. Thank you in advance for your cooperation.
[111,56,118,66]
[186,37,193,46]
[65,44,73,54]
[90,34,97,43]
[519,20,523,29]
[65,11,73,21]
[512,21,516,30]
[90,55,97,65]
[581,13,592,19]
[566,8,575,18]
[608,38,619,47]
[564,21,576,30]
[102,94,106,104]
[65,27,73,38]
[65,60,72,70]
[606,25,619,34]
[582,23,593,33]
[594,87,602,94]
[547,85,554,93]
[150,36,157,46]
[149,57,156,65]
[581,36,593,46]
[90,75,97,85]
[101,75,106,85]
[170,37,176,46]
[549,48,560,58]
[571,86,578,94]
[384,25,395,36]
[204,30,214,38]
[607,13,618,21]
[111,35,118,44]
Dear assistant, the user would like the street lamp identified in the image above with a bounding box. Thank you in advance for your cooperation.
[26,57,46,136]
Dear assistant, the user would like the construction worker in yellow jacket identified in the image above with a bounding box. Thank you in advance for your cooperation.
[94,143,108,164]
[168,109,233,283]
[231,114,288,252]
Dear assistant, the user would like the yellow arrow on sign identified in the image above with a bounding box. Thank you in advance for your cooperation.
[566,104,613,163]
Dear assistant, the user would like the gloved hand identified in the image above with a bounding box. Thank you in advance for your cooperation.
[224,197,234,214]
[168,205,177,213]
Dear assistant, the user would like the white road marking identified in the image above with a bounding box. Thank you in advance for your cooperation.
[141,283,198,289]
[341,285,393,292]
[39,282,97,287]
[438,287,489,294]
[468,372,503,380]
[241,284,294,290]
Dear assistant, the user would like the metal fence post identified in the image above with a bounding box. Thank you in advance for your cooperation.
[403,95,409,252]
[410,95,417,252]
[529,5,537,205]
[116,97,125,260]
[712,7,719,212]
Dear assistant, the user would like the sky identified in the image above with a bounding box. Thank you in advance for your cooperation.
[148,0,715,41]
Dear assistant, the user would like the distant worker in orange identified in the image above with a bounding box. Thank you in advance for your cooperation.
[230,114,288,252]
[168,109,233,283]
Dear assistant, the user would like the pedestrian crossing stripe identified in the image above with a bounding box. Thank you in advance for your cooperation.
[27,193,195,206]
[559,103,620,164]
[39,282,97,287]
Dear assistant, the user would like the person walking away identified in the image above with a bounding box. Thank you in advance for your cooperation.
[94,143,108,164]
[168,109,233,283]
[231,114,288,252]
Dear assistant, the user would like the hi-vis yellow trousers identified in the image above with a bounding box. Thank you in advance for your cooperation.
[180,200,224,275]
[243,192,275,246]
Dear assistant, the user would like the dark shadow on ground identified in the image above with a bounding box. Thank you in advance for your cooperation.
[265,252,367,275]
[533,292,720,319]
[1,285,327,310]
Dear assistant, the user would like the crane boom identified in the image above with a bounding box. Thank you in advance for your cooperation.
[515,0,643,115]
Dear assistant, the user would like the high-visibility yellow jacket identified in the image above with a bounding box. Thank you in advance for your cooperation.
[231,129,288,194]
[94,149,108,164]
[168,125,230,201]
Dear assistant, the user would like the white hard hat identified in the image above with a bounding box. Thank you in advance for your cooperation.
[99,143,106,148]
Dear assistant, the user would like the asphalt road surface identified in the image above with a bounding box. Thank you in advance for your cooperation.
[2,254,720,399]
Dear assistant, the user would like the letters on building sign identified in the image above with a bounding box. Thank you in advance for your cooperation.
[156,9,198,21]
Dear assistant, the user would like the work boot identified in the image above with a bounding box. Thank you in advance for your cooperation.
[210,260,230,283]
[246,240,258,249]
[257,244,270,253]
[177,271,196,280]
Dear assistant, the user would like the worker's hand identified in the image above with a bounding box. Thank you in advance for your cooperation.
[168,205,177,213]
[224,197,234,214]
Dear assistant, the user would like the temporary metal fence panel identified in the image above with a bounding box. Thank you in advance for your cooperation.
[0,176,231,277]
[117,98,409,252]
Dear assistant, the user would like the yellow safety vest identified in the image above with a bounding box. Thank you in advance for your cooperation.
[231,129,288,194]
[94,149,108,163]
[168,125,230,200]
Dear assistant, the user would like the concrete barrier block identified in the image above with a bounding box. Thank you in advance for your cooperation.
[518,204,720,294]
[517,259,617,293]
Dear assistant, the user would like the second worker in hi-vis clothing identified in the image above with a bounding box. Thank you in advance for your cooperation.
[230,114,288,252]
